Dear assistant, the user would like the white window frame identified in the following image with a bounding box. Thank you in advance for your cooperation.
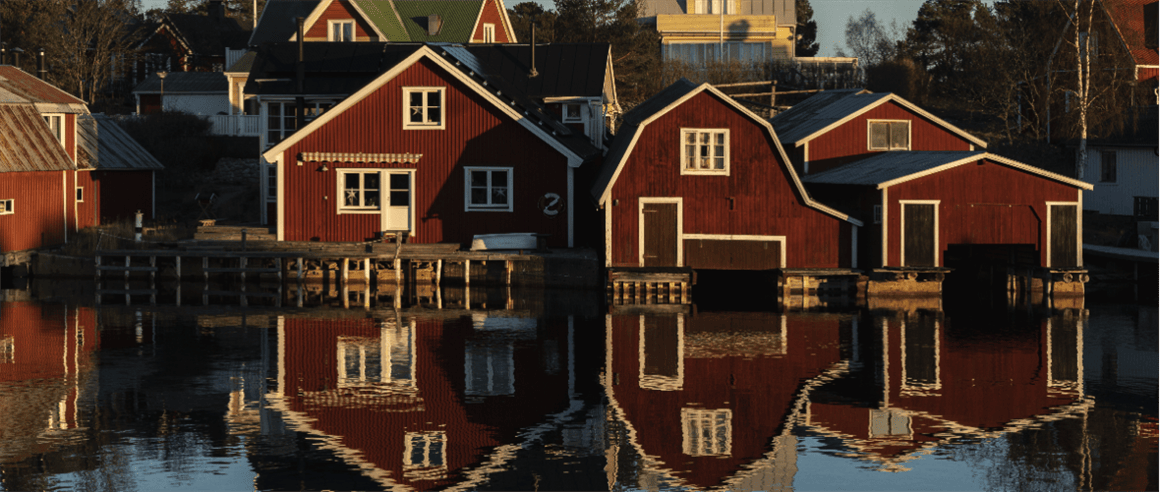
[562,103,583,123]
[76,187,84,202]
[328,19,355,42]
[43,114,65,147]
[0,199,13,215]
[680,128,730,175]
[898,199,940,267]
[0,336,13,363]
[638,314,684,391]
[402,87,445,130]
[403,431,448,481]
[337,169,383,213]
[464,166,513,212]
[681,408,732,457]
[867,119,911,151]
[482,23,496,42]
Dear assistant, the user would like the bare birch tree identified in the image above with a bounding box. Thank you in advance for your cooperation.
[1061,0,1098,179]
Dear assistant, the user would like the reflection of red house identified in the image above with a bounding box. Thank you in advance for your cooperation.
[802,311,1090,470]
[0,302,98,461]
[604,310,849,490]
[270,311,575,489]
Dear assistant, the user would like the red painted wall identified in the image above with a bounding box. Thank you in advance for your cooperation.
[0,171,69,252]
[883,159,1080,267]
[607,91,852,268]
[803,102,974,175]
[278,57,571,246]
[305,0,376,40]
[471,0,511,42]
[83,170,154,225]
[0,302,97,383]
[608,312,845,489]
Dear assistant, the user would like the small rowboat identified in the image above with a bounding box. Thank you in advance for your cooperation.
[469,233,539,251]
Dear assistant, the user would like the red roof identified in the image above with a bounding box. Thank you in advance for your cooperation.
[0,66,86,107]
[1103,0,1159,66]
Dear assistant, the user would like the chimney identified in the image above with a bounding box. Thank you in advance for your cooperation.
[37,48,47,80]
[11,48,23,68]
[296,17,306,131]
[0,44,7,65]
[427,15,442,36]
[528,24,538,77]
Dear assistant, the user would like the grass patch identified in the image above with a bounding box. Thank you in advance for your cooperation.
[60,218,195,256]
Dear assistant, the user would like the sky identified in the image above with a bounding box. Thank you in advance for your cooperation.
[138,0,928,57]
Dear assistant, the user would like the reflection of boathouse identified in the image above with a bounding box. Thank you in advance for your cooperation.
[603,308,853,490]
[801,310,1091,470]
[268,310,580,489]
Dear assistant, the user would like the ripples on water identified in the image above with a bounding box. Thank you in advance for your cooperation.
[0,284,1154,491]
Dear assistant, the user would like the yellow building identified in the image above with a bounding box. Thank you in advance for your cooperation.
[638,0,798,64]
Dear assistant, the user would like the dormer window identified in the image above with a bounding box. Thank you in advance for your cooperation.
[328,19,355,41]
[562,103,582,123]
[681,128,729,175]
[43,114,65,147]
[482,23,496,42]
[868,120,909,151]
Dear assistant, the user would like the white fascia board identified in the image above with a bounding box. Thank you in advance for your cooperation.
[262,46,583,166]
[874,155,985,190]
[345,0,388,40]
[470,0,487,42]
[873,153,1094,191]
[494,0,518,42]
[292,0,335,41]
[793,94,988,150]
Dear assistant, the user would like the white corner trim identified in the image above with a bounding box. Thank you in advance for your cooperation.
[638,197,683,267]
[898,199,940,267]
[881,188,888,267]
[1045,201,1081,268]
[604,203,612,267]
[276,154,285,241]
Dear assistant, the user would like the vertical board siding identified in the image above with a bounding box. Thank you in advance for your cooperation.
[0,171,67,252]
[282,58,569,246]
[609,92,850,269]
[472,0,512,42]
[805,103,973,175]
[305,0,375,40]
[76,171,98,230]
[1082,147,1158,215]
[884,160,1079,267]
[91,170,155,223]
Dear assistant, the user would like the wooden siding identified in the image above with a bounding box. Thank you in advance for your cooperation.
[1081,147,1158,215]
[804,103,974,175]
[608,312,846,489]
[883,159,1079,268]
[77,170,155,227]
[608,92,852,269]
[471,0,512,42]
[279,58,570,246]
[304,0,376,40]
[0,171,69,252]
[684,238,781,270]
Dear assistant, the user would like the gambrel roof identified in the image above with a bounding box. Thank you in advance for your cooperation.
[769,90,988,149]
[0,103,76,173]
[799,151,1092,190]
[590,78,861,225]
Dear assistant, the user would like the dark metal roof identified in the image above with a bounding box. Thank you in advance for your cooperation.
[0,66,87,112]
[161,13,251,54]
[133,72,228,94]
[244,42,424,95]
[590,78,699,201]
[226,50,258,73]
[77,115,165,171]
[799,151,987,186]
[249,0,321,45]
[0,103,76,173]
[768,89,878,144]
[462,43,609,99]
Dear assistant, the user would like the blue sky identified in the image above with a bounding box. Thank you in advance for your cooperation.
[139,0,927,57]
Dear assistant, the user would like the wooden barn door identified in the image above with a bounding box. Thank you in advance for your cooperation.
[639,314,683,391]
[902,201,938,267]
[641,201,679,267]
[1049,203,1078,268]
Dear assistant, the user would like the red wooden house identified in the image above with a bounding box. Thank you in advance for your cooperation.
[75,114,165,226]
[604,309,849,490]
[260,44,599,247]
[134,1,251,81]
[772,90,1093,278]
[590,79,862,272]
[250,0,516,45]
[270,311,576,489]
[801,311,1089,470]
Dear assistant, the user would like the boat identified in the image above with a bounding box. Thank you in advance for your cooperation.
[469,233,540,251]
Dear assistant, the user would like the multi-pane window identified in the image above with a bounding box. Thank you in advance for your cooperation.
[681,129,729,174]
[681,408,732,457]
[1135,196,1158,220]
[1100,151,1117,182]
[465,167,512,211]
[329,19,355,41]
[870,408,911,437]
[340,171,381,210]
[43,114,65,147]
[482,23,496,42]
[868,120,910,150]
[0,336,13,363]
[0,199,13,215]
[266,101,334,147]
[692,0,734,14]
[403,431,447,481]
[403,87,444,129]
[563,103,582,123]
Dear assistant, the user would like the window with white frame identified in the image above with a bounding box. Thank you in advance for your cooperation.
[465,167,512,211]
[681,129,729,174]
[482,23,496,42]
[0,199,13,215]
[403,87,444,129]
[43,114,65,147]
[562,103,582,123]
[336,320,416,394]
[76,187,84,202]
[868,120,910,150]
[340,170,381,210]
[329,19,355,41]
[403,431,447,481]
[1,336,13,363]
[692,0,734,13]
[266,101,297,146]
[681,408,732,457]
[1100,151,1117,183]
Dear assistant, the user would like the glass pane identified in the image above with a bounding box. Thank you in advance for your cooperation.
[686,156,695,169]
[363,190,379,207]
[389,190,408,207]
[390,173,409,190]
[343,23,353,41]
[270,104,281,117]
[686,132,696,144]
[491,187,507,205]
[427,91,440,108]
[714,145,724,158]
[491,171,507,187]
[471,171,488,187]
[870,123,888,149]
[891,122,908,149]
[700,132,709,144]
[715,133,725,145]
[409,440,425,465]
[470,188,488,205]
[364,173,380,191]
[429,440,444,466]
[566,104,580,119]
[345,173,360,189]
[410,92,424,107]
[714,157,724,169]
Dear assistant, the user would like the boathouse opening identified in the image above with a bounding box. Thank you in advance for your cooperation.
[942,244,1039,298]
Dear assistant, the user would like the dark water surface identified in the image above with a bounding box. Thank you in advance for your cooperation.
[0,284,1154,491]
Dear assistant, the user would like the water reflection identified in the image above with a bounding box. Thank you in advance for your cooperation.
[0,286,1154,491]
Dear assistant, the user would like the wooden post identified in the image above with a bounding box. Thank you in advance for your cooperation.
[203,256,209,284]
[124,255,130,282]
[240,256,247,283]
[275,258,282,282]
[464,259,471,286]
[363,258,370,285]
[175,256,181,280]
[341,257,349,285]
[297,257,303,284]
[770,80,776,108]
[436,259,443,285]
[394,258,402,284]
[95,254,101,282]
[505,260,513,285]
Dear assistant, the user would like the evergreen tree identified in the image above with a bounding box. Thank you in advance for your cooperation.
[507,2,557,43]
[794,0,818,57]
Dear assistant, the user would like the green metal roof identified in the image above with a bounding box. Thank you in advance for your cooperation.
[351,0,410,41]
[393,0,483,43]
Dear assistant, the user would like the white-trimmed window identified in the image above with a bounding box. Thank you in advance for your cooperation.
[1,336,13,363]
[76,187,84,202]
[0,199,13,215]
[681,408,732,456]
[403,87,445,129]
[265,100,335,147]
[1100,151,1116,183]
[339,170,381,211]
[465,167,512,212]
[43,114,65,147]
[482,23,496,42]
[681,129,729,174]
[868,120,910,150]
[562,103,582,123]
[404,431,447,481]
[329,19,355,41]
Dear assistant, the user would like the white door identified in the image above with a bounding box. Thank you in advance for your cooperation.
[381,171,412,233]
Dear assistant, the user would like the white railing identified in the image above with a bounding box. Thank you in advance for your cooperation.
[208,115,261,136]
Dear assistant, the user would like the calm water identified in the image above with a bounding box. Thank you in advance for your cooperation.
[0,282,1155,491]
